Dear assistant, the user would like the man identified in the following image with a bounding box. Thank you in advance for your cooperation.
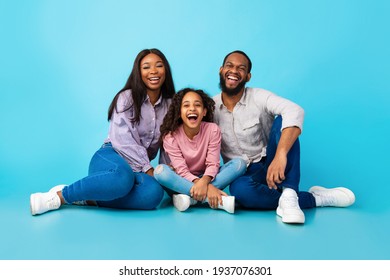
[213,50,355,224]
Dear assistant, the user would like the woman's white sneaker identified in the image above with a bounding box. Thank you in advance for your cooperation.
[30,191,61,215]
[49,184,67,193]
[49,184,88,206]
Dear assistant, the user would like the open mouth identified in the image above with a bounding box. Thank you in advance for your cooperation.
[148,77,160,84]
[227,74,239,81]
[187,113,199,122]
[226,74,241,86]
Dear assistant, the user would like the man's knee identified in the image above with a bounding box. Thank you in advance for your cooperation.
[230,179,279,209]
[229,176,249,197]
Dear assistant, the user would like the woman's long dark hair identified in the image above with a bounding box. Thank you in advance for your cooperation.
[107,48,175,122]
[159,88,215,141]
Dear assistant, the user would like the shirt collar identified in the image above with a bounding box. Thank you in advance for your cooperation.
[218,87,248,109]
[144,93,163,106]
[217,94,224,110]
[238,87,248,106]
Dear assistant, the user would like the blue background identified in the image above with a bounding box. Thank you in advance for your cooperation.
[1,0,389,259]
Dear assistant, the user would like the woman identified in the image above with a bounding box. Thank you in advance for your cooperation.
[30,48,176,215]
[154,88,247,213]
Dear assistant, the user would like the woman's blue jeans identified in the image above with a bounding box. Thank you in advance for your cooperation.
[154,158,247,196]
[229,116,316,209]
[61,143,164,210]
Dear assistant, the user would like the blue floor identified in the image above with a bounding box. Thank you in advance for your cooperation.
[1,176,388,260]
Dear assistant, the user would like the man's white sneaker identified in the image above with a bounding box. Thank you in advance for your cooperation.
[276,188,305,224]
[172,194,197,212]
[309,186,355,207]
[218,196,235,214]
[30,191,61,215]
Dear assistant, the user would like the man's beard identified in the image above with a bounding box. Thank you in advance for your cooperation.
[219,73,247,97]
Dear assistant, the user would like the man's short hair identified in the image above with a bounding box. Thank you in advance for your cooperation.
[222,50,252,73]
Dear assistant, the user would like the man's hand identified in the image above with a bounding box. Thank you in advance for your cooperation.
[266,153,287,189]
[266,126,301,189]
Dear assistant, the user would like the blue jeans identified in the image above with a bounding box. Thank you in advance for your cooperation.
[229,116,316,209]
[61,143,164,210]
[154,158,247,196]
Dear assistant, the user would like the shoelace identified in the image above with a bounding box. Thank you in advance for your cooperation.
[318,192,335,207]
[282,196,299,209]
[46,196,59,208]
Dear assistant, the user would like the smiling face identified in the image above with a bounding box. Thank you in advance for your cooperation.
[219,52,251,96]
[180,91,207,136]
[140,53,166,93]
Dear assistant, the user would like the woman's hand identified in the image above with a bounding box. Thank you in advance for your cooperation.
[145,167,154,177]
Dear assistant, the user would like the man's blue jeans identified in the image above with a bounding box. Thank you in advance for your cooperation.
[154,158,247,196]
[61,143,164,209]
[229,116,316,209]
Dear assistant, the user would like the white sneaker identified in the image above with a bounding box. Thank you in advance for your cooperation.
[218,196,235,214]
[49,184,88,206]
[49,184,67,193]
[172,194,197,212]
[309,186,355,207]
[276,188,305,224]
[30,191,61,215]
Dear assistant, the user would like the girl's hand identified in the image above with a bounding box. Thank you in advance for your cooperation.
[207,184,227,208]
[190,177,210,201]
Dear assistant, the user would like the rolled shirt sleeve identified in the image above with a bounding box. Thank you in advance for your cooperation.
[259,88,304,132]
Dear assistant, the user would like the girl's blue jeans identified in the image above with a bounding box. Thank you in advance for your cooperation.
[61,143,164,209]
[229,116,316,209]
[154,158,247,196]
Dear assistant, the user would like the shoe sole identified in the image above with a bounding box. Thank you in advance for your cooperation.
[276,207,305,224]
[309,186,355,207]
[225,206,234,214]
[30,193,39,216]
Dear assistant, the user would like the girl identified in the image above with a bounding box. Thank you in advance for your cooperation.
[30,48,176,215]
[154,88,246,213]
